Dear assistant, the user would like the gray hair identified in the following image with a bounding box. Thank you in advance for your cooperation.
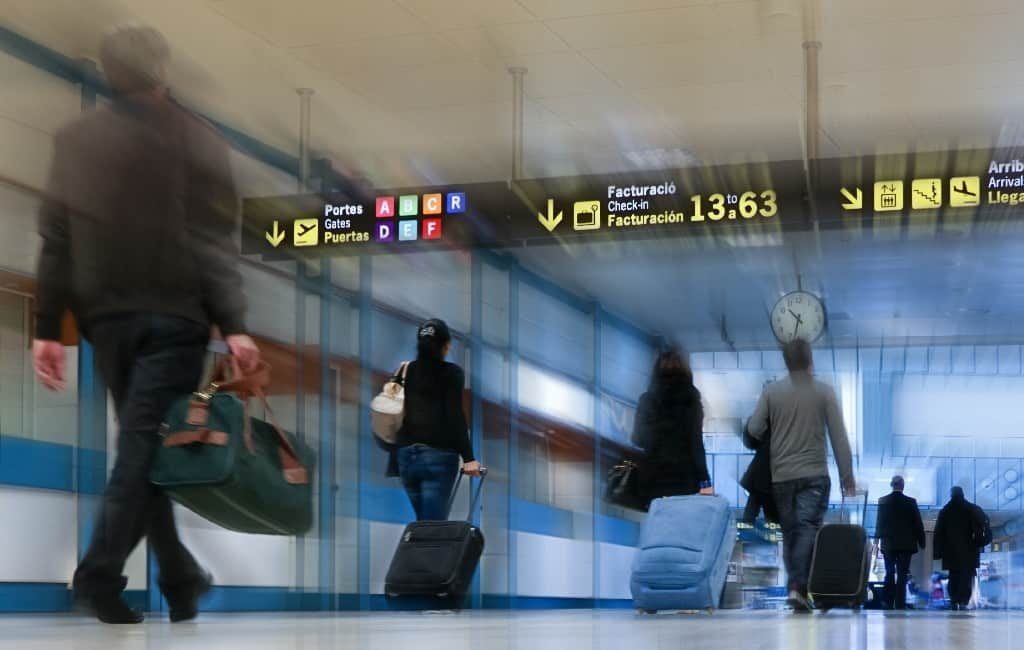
[100,24,170,94]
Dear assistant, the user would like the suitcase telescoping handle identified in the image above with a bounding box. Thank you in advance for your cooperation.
[840,488,869,524]
[447,467,488,523]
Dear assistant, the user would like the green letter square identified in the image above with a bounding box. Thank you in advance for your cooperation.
[399,195,419,217]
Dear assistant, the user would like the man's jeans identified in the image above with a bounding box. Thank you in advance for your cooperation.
[73,314,208,602]
[774,476,831,594]
[397,445,461,521]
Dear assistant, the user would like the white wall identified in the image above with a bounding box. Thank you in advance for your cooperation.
[0,487,76,582]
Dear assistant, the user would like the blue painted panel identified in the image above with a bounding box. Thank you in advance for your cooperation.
[0,583,72,612]
[0,436,73,492]
[595,513,640,547]
[511,498,574,539]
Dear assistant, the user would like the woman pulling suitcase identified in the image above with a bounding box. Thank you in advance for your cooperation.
[396,319,482,521]
[630,348,736,613]
[632,348,713,504]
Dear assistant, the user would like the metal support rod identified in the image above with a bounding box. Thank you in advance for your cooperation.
[297,88,314,191]
[508,67,527,180]
[803,41,821,164]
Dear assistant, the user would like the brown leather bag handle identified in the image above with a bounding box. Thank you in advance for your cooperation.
[205,357,271,398]
[190,357,309,485]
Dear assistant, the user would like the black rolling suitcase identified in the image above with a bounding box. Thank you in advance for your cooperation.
[808,490,872,611]
[385,468,487,601]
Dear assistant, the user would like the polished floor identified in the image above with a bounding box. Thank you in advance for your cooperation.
[1,610,1022,650]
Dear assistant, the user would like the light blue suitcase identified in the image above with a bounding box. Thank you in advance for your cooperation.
[630,495,736,612]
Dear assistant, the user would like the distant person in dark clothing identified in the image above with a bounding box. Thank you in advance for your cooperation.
[740,424,778,525]
[876,475,926,610]
[32,25,259,624]
[746,339,856,613]
[934,486,989,611]
[396,319,481,521]
[632,348,712,504]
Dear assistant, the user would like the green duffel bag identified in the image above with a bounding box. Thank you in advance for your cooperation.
[150,359,316,536]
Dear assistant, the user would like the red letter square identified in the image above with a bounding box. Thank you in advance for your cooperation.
[422,218,443,240]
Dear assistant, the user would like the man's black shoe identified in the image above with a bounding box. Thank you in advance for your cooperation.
[87,596,144,624]
[167,571,213,623]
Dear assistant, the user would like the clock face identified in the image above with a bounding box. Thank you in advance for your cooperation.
[771,291,826,343]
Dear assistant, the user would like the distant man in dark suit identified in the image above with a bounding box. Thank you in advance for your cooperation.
[934,486,990,611]
[876,475,926,609]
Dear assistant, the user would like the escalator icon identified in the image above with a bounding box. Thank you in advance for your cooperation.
[574,201,601,231]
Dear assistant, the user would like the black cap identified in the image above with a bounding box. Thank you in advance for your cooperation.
[418,318,451,344]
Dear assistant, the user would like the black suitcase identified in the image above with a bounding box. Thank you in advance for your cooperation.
[385,469,486,600]
[808,490,871,611]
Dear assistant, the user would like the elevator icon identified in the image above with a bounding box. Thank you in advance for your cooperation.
[574,201,601,231]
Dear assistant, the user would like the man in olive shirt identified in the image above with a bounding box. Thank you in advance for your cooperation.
[747,339,856,612]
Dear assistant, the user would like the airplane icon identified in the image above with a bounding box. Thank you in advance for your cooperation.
[949,177,981,207]
[293,218,319,246]
[952,180,978,198]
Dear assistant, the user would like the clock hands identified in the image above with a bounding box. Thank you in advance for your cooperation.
[789,309,804,338]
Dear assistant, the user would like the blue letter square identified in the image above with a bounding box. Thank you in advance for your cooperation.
[446,192,466,214]
[398,220,418,242]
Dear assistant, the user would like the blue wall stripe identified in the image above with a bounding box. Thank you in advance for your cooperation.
[0,583,634,613]
[511,498,574,539]
[0,436,72,492]
[0,585,147,613]
[0,436,105,495]
[0,436,640,546]
[595,513,641,548]
[0,25,81,83]
[480,595,634,610]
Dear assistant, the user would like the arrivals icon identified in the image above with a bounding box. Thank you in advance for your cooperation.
[949,177,980,207]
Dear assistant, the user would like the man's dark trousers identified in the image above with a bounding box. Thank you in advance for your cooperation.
[883,550,913,609]
[72,314,208,602]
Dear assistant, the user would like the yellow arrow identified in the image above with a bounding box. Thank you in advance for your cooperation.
[265,221,286,247]
[537,199,563,232]
[840,187,863,210]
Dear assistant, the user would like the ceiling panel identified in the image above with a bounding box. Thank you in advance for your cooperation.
[547,1,768,51]
[208,0,425,48]
[395,0,535,30]
[325,60,508,110]
[512,50,618,98]
[441,22,570,63]
[518,0,716,20]
[825,15,1024,75]
[295,33,465,71]
[827,0,1016,27]
[586,34,800,90]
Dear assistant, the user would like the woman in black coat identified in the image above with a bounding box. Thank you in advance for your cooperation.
[632,348,712,504]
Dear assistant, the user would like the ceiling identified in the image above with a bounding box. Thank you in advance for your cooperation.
[4,0,1024,189]
[512,226,1024,350]
[6,0,1024,348]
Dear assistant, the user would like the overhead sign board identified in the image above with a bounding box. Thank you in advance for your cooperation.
[242,148,1024,259]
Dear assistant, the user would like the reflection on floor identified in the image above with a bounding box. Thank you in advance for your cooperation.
[1,609,1022,649]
